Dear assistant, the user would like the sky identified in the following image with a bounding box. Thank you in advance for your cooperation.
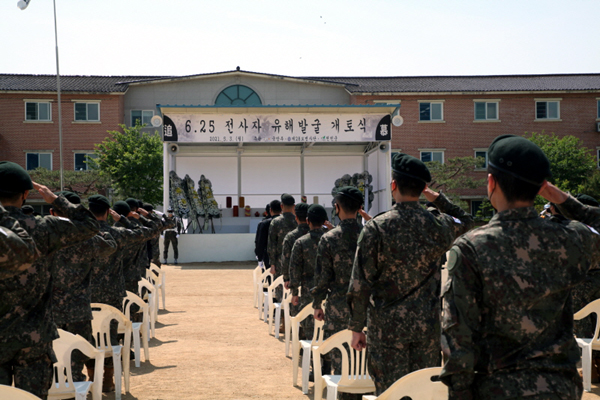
[1,0,599,78]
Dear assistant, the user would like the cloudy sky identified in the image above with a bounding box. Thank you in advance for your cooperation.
[1,0,599,78]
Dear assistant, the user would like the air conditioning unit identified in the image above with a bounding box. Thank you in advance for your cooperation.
[597,121,600,133]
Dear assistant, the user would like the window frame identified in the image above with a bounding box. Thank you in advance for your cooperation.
[597,147,600,169]
[73,152,98,171]
[419,149,445,164]
[596,98,600,120]
[418,100,445,122]
[474,149,488,170]
[473,99,500,122]
[534,98,561,121]
[130,110,154,127]
[24,100,52,122]
[73,101,101,122]
[26,152,53,171]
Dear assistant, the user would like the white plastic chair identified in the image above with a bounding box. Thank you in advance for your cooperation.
[0,385,43,400]
[267,275,285,334]
[257,269,273,321]
[362,367,446,400]
[122,291,150,367]
[252,264,262,308]
[574,298,600,392]
[274,286,292,339]
[138,278,157,338]
[147,263,166,310]
[291,302,326,390]
[49,329,105,400]
[90,303,132,400]
[282,287,296,356]
[312,329,375,400]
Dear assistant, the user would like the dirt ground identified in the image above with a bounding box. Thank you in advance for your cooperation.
[99,262,600,400]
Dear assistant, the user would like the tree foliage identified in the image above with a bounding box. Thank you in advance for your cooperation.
[28,169,111,198]
[92,124,163,205]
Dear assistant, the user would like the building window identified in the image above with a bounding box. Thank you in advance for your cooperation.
[474,102,498,120]
[26,153,52,170]
[215,85,262,106]
[474,150,488,169]
[536,100,560,120]
[419,102,443,121]
[420,150,444,164]
[74,153,98,171]
[597,100,600,119]
[131,110,154,126]
[597,148,600,169]
[25,102,51,121]
[74,102,100,121]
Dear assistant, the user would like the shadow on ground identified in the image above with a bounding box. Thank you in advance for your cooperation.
[149,338,178,348]
[177,261,257,270]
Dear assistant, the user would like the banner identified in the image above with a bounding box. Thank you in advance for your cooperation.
[163,113,391,143]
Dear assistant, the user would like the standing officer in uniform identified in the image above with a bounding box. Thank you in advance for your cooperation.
[312,187,363,393]
[268,194,297,301]
[163,208,181,264]
[0,162,99,399]
[0,204,39,279]
[440,135,600,399]
[347,153,473,395]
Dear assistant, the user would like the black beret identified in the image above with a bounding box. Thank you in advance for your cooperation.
[488,135,551,186]
[55,191,81,204]
[575,194,599,207]
[88,195,111,210]
[295,203,310,216]
[336,186,364,205]
[113,201,131,216]
[137,200,144,208]
[142,203,154,212]
[125,198,139,210]
[281,193,295,206]
[307,204,327,221]
[0,161,33,194]
[391,153,431,183]
[21,205,34,213]
[265,203,271,212]
[167,207,174,213]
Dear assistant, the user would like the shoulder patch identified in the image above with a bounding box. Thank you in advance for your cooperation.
[587,225,600,235]
[452,216,462,224]
[446,247,462,272]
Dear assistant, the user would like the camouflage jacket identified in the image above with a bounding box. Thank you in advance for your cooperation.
[440,196,600,398]
[118,215,162,283]
[281,223,310,282]
[90,219,158,309]
[0,205,39,280]
[289,228,326,298]
[312,218,362,330]
[0,196,99,347]
[50,231,117,325]
[347,193,473,346]
[267,212,297,277]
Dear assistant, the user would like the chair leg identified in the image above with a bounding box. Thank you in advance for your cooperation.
[302,346,311,394]
[263,294,269,323]
[292,343,299,386]
[582,344,592,392]
[141,323,150,362]
[132,324,141,368]
[161,275,166,309]
[326,384,338,400]
[275,306,282,339]
[111,346,123,400]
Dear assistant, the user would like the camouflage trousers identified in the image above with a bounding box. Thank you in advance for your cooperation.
[57,320,93,381]
[298,289,314,340]
[368,337,441,395]
[472,369,583,400]
[0,339,55,399]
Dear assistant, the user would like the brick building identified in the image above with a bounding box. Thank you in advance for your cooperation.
[1,71,599,222]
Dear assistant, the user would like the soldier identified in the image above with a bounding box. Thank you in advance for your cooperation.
[268,194,297,302]
[143,203,161,268]
[347,153,473,395]
[312,187,363,396]
[163,208,181,264]
[0,161,99,399]
[255,200,281,269]
[282,203,310,290]
[86,195,160,391]
[289,204,328,340]
[48,191,117,383]
[439,135,600,399]
[0,204,39,280]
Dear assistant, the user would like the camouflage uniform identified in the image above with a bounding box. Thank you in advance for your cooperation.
[267,212,297,301]
[50,231,117,381]
[440,196,600,399]
[281,223,310,316]
[0,205,39,280]
[163,218,181,261]
[347,193,473,395]
[289,228,326,339]
[0,196,99,399]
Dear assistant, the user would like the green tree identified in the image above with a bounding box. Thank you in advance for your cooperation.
[28,169,111,198]
[425,156,487,210]
[92,124,163,205]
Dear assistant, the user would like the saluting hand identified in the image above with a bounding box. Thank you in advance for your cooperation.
[138,208,149,217]
[108,209,121,221]
[422,185,439,202]
[538,181,568,205]
[358,208,372,222]
[323,220,334,230]
[129,211,140,219]
[32,181,58,204]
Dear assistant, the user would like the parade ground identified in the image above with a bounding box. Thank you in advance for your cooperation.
[100,262,600,400]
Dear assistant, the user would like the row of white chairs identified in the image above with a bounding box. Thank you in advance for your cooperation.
[252,263,448,400]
